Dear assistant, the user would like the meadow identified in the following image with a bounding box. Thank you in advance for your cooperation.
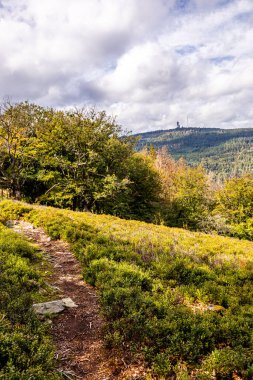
[0,200,252,379]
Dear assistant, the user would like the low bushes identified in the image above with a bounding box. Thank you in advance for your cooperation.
[0,200,252,379]
[0,222,60,379]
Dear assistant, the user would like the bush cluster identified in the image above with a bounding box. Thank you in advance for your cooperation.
[0,219,60,379]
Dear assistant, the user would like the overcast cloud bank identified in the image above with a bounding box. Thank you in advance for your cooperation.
[0,0,253,132]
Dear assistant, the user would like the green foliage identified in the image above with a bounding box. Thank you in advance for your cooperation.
[151,352,172,378]
[123,153,161,221]
[216,175,253,224]
[0,200,32,220]
[215,174,253,240]
[201,347,253,379]
[232,218,253,240]
[1,201,252,378]
[149,147,214,230]
[166,165,212,229]
[0,101,161,223]
[0,229,37,259]
[0,223,60,379]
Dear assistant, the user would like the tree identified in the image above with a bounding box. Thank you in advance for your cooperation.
[0,101,47,198]
[35,107,136,211]
[0,101,161,223]
[152,147,213,229]
[215,174,253,224]
[123,153,161,221]
[169,164,213,229]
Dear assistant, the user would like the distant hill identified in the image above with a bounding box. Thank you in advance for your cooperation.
[135,127,253,180]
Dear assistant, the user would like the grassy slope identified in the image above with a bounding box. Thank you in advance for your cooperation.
[136,127,253,179]
[0,200,252,379]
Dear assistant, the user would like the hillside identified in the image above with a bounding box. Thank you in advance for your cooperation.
[0,200,252,379]
[1,102,253,232]
[135,127,253,180]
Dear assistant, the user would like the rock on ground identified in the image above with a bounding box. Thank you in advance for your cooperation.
[33,297,77,315]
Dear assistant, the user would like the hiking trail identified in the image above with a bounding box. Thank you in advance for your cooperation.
[11,221,127,380]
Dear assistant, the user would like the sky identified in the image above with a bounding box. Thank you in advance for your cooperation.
[0,0,253,132]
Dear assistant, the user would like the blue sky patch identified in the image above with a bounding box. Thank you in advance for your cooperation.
[217,0,235,6]
[175,0,190,10]
[176,45,197,56]
[210,56,235,65]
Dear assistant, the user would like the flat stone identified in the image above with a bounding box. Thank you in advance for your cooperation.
[33,297,77,315]
[61,297,78,308]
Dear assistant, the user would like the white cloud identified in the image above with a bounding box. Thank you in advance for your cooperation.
[0,0,252,131]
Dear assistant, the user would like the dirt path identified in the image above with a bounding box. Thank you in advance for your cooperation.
[11,221,118,380]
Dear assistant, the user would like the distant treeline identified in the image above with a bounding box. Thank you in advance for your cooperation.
[136,127,253,181]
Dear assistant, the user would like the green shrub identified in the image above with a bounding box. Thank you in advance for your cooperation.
[0,225,59,379]
[0,230,37,259]
[0,200,32,220]
[151,352,172,378]
[201,347,252,379]
[84,258,152,291]
[232,218,253,241]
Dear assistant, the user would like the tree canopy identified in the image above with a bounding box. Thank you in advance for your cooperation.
[0,101,160,221]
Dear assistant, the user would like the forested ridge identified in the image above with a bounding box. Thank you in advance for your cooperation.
[136,127,253,181]
[0,101,253,379]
